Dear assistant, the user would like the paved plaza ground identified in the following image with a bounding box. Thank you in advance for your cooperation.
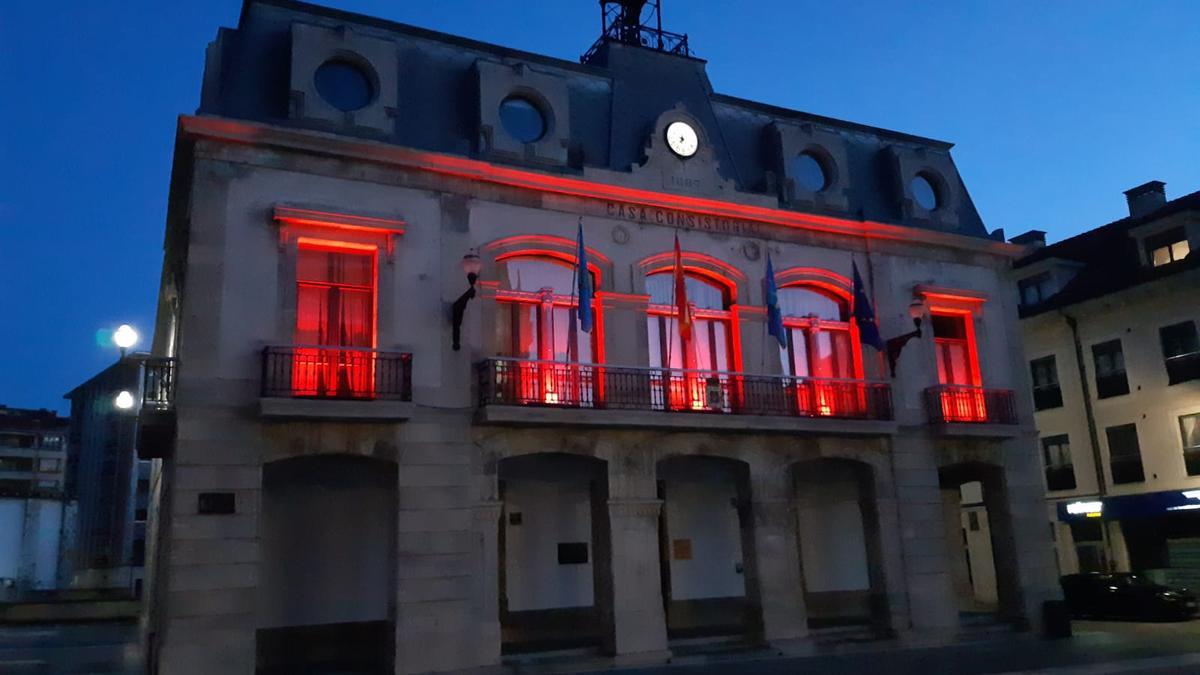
[7,619,1200,674]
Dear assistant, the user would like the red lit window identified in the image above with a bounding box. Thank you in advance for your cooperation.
[646,272,735,410]
[495,257,598,405]
[777,286,862,416]
[292,243,376,398]
[932,312,985,421]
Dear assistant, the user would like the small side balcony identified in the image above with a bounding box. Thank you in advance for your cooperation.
[137,357,177,459]
[259,346,414,420]
[476,358,895,434]
[924,385,1021,437]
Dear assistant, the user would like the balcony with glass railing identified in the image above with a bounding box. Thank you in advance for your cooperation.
[477,358,894,432]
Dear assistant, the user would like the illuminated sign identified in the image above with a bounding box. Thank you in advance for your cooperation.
[1182,490,1200,500]
[1065,501,1103,515]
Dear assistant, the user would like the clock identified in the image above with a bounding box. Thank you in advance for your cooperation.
[665,121,699,158]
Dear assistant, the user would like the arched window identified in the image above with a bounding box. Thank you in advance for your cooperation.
[645,270,736,410]
[777,285,858,380]
[493,256,599,407]
[495,257,597,363]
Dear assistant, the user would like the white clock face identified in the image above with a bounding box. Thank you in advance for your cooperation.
[665,121,699,158]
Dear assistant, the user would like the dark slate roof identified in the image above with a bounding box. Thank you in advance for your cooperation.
[1016,190,1200,318]
[200,0,991,238]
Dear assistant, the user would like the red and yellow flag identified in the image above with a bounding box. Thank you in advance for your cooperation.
[673,234,693,341]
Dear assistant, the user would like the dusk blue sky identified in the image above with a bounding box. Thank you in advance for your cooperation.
[2,1,1198,412]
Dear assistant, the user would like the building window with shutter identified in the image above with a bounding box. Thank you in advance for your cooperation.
[1091,339,1129,399]
[1030,355,1063,410]
[1181,413,1200,477]
[1160,321,1200,385]
[1106,423,1145,485]
[1041,434,1076,491]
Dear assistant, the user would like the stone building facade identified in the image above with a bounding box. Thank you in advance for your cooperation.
[1014,183,1200,583]
[138,1,1058,672]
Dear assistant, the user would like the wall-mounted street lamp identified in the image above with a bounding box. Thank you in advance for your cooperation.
[885,297,928,377]
[450,249,483,351]
[114,390,136,410]
[113,324,139,358]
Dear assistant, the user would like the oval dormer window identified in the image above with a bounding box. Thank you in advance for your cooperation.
[314,60,374,112]
[499,96,546,143]
[911,174,940,211]
[792,152,828,192]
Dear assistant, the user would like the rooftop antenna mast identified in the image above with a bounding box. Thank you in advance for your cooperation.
[581,0,692,63]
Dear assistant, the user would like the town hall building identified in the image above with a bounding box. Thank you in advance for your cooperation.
[136,1,1059,672]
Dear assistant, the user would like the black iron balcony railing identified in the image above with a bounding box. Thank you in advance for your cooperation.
[262,346,412,401]
[924,385,1018,425]
[477,358,893,421]
[141,357,177,412]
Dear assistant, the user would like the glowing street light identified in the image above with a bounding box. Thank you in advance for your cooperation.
[114,324,139,357]
[114,390,136,410]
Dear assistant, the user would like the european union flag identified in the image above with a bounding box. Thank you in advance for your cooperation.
[853,261,885,352]
[764,253,786,348]
[576,221,593,333]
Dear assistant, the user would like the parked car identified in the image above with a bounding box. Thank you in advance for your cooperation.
[1060,573,1199,621]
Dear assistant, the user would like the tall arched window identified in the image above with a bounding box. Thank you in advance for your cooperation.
[646,271,735,410]
[777,285,862,416]
[494,256,598,406]
[777,286,858,380]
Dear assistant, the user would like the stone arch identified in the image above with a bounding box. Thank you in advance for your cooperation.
[495,452,612,654]
[655,454,762,642]
[938,460,1025,625]
[791,456,890,633]
[257,454,398,674]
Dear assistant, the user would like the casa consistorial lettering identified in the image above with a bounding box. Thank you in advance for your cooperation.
[605,201,764,236]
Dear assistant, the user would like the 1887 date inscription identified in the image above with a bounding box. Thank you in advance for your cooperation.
[605,201,763,237]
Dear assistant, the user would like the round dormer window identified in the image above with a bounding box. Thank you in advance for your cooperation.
[792,152,828,192]
[499,96,546,143]
[911,174,940,210]
[314,60,374,112]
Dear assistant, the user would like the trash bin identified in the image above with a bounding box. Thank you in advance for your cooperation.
[1042,599,1072,639]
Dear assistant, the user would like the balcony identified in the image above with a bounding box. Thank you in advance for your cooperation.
[924,385,1020,437]
[476,358,894,434]
[259,346,413,420]
[137,358,177,460]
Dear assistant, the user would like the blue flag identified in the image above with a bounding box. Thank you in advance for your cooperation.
[576,222,593,333]
[764,253,786,348]
[852,261,886,351]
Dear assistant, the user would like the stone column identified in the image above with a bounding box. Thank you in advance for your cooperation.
[997,434,1060,633]
[606,499,670,659]
[750,497,808,644]
[890,432,958,635]
[472,501,503,667]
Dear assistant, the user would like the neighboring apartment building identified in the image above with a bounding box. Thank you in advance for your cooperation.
[1014,182,1200,585]
[136,1,1057,672]
[0,406,70,591]
[63,357,158,593]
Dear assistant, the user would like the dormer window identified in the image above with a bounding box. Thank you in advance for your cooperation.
[1146,227,1189,267]
[1018,273,1053,306]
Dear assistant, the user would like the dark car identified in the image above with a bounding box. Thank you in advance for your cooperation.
[1060,573,1199,621]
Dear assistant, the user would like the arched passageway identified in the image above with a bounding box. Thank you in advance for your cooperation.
[793,458,890,632]
[497,453,610,653]
[256,454,398,675]
[656,455,759,642]
[939,462,1024,625]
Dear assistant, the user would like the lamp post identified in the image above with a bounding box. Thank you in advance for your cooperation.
[885,297,927,377]
[113,324,139,359]
[450,249,482,351]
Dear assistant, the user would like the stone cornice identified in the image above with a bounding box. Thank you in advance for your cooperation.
[178,115,1024,260]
